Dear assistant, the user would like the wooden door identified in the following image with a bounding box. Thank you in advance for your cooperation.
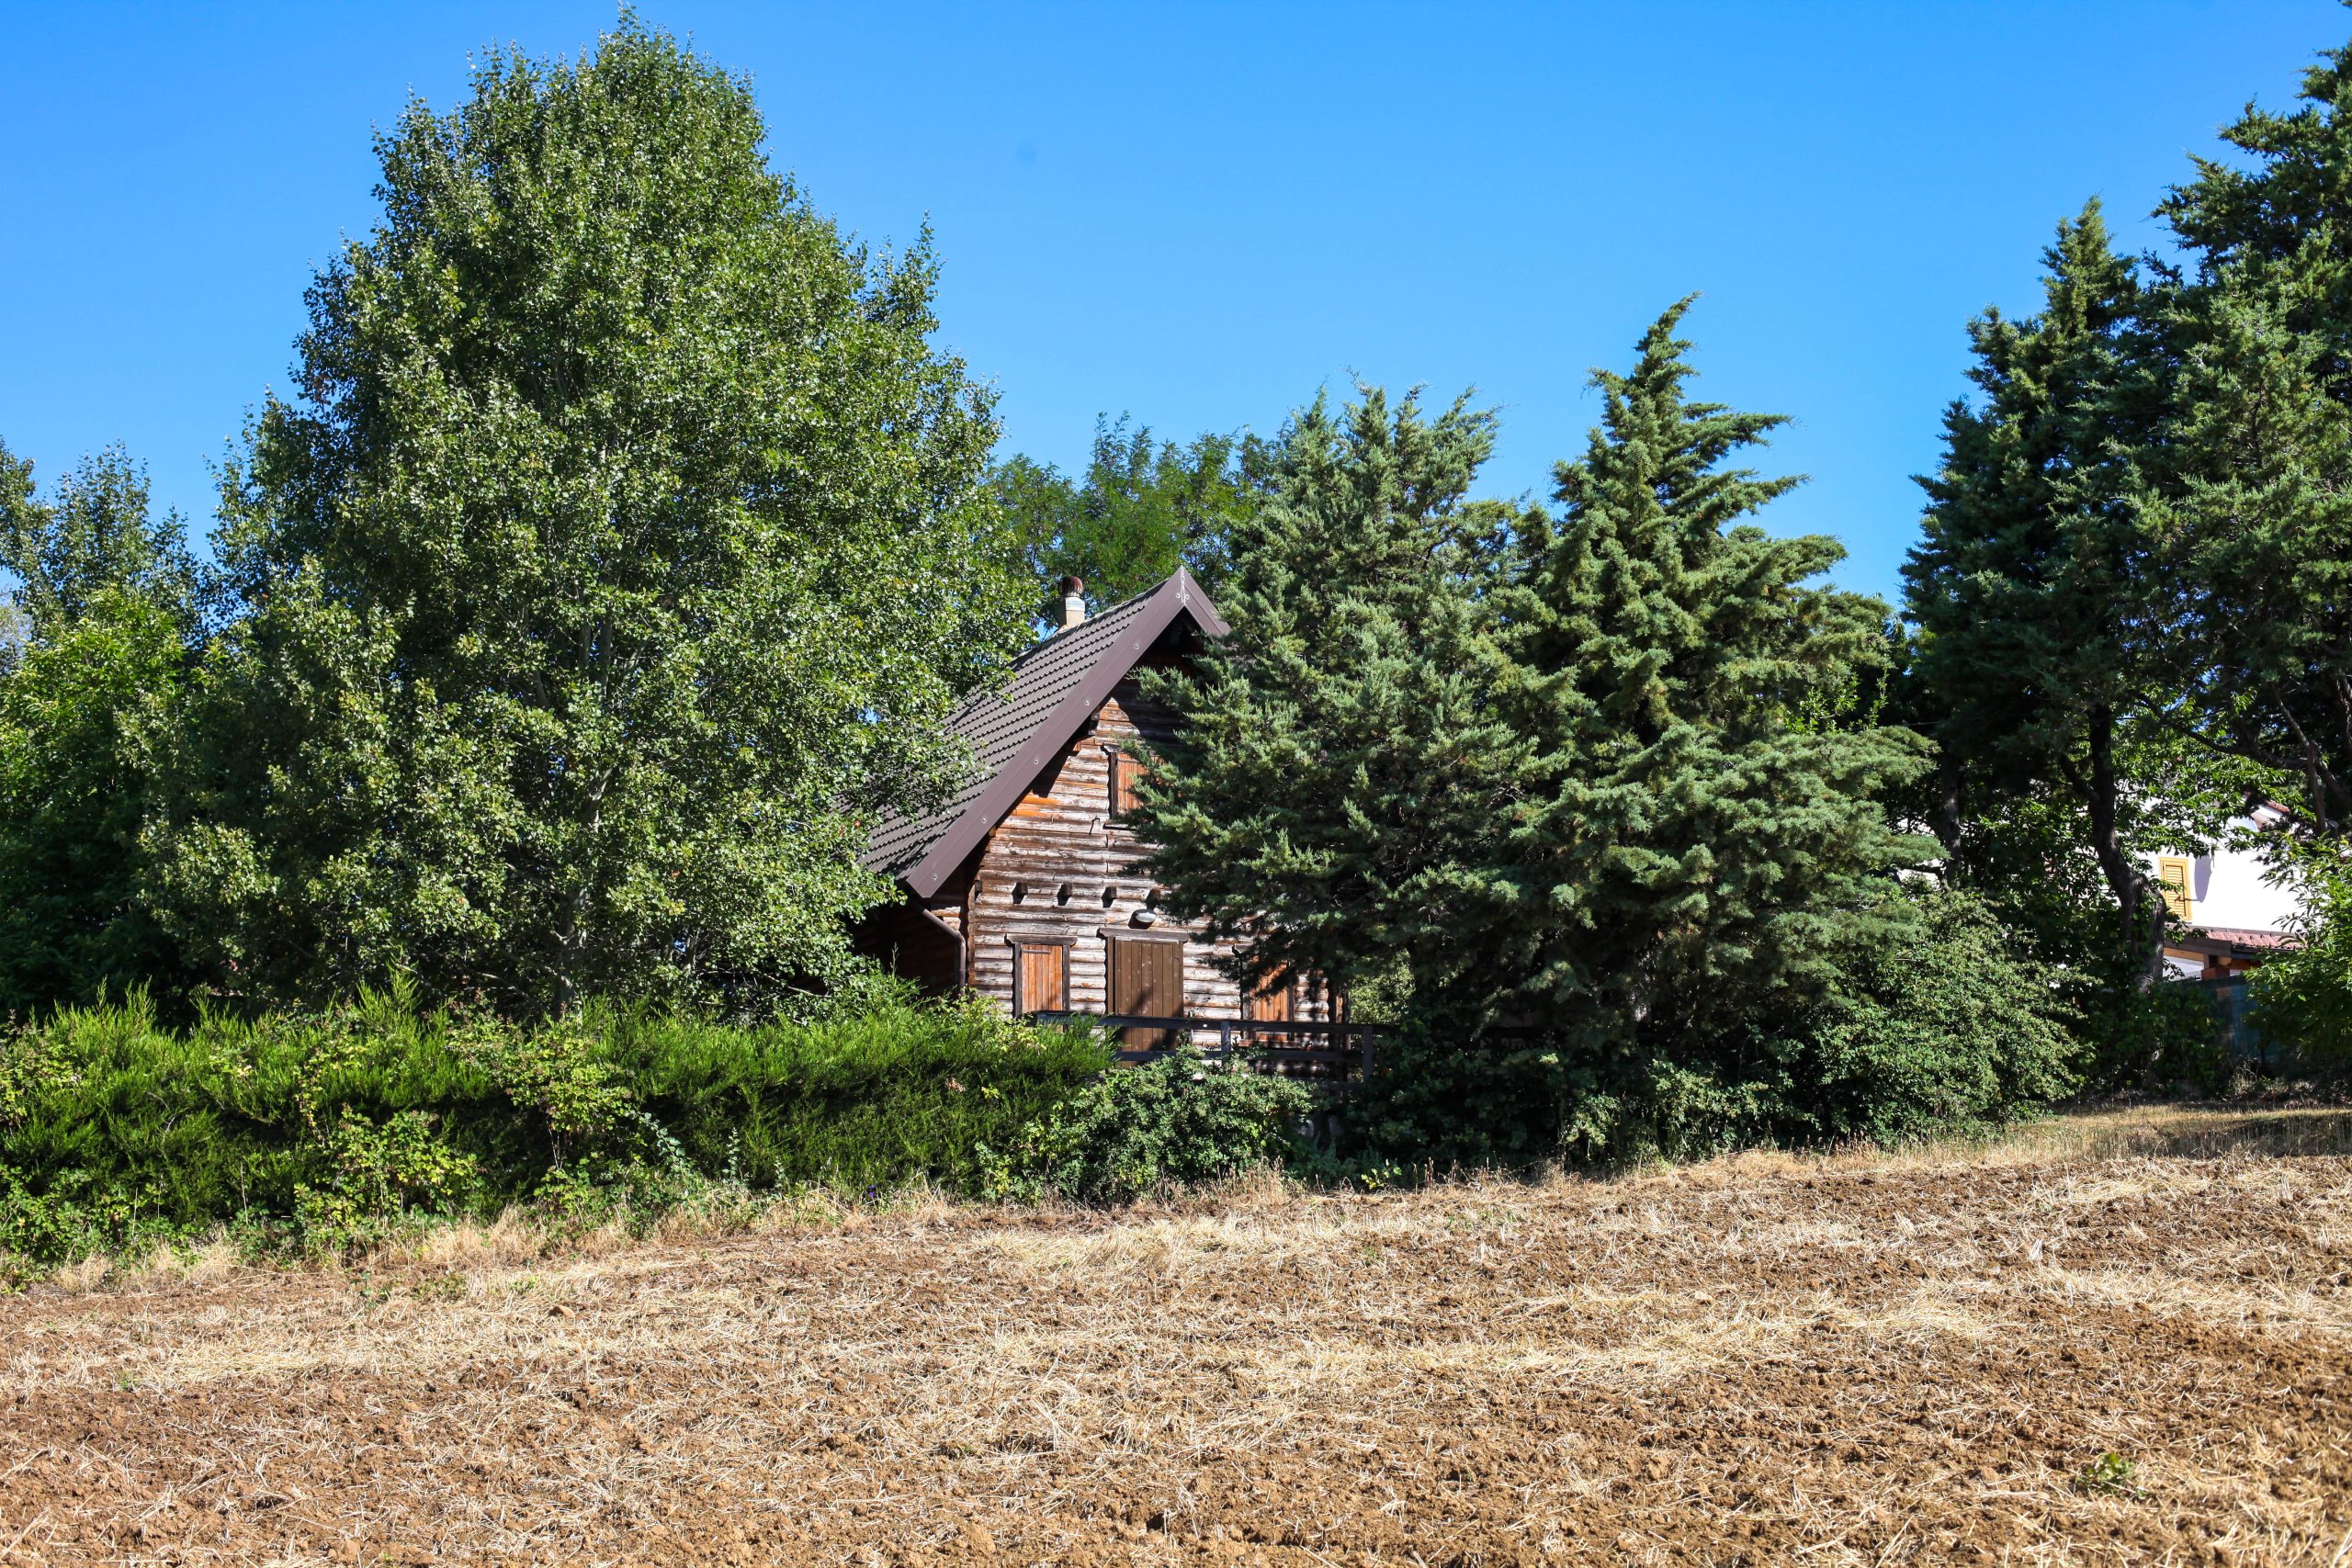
[1110,937,1183,1049]
[1013,942,1067,1016]
[1247,973,1292,1030]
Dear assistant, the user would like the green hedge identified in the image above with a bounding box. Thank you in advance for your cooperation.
[0,990,1106,1262]
[0,990,1340,1267]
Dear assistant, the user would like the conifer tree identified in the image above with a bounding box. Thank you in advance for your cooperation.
[1901,204,2182,981]
[1499,300,1930,1050]
[1138,389,1528,1002]
[2137,45,2352,840]
[1147,305,1928,1072]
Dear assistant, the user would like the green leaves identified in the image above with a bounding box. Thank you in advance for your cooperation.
[141,19,1029,1015]
[994,417,1274,611]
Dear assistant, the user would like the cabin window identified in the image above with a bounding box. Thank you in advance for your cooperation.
[2157,856,2192,920]
[1010,938,1069,1016]
[1108,748,1151,821]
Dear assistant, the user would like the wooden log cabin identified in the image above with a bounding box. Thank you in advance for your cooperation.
[859,569,1329,1032]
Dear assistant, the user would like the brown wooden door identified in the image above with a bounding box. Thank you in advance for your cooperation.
[1248,973,1292,1028]
[1013,942,1067,1016]
[1110,937,1183,1048]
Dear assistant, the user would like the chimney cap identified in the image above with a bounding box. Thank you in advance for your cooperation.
[1058,575,1084,596]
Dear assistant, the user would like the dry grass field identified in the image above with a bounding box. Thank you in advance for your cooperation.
[0,1105,2346,1566]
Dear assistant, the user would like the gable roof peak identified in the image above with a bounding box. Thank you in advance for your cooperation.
[865,569,1227,897]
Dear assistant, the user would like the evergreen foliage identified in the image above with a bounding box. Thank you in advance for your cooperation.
[1145,306,1935,1153]
[1137,387,1526,1008]
[1499,301,1930,1051]
[1901,205,2190,984]
[140,21,1027,1016]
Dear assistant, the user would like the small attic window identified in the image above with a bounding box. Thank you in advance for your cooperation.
[1108,749,1150,821]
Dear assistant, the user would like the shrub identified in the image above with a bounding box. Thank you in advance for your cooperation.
[1764,886,2079,1145]
[2248,861,2352,1064]
[0,987,1123,1265]
[1033,1049,1316,1203]
[1350,887,2081,1169]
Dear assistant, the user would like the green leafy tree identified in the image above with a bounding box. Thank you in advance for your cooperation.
[0,442,196,1017]
[0,442,196,634]
[1901,203,2193,983]
[146,21,1025,1016]
[995,416,1273,609]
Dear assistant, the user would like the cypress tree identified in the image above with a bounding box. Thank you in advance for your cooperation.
[1901,203,2182,982]
[1500,300,1929,1052]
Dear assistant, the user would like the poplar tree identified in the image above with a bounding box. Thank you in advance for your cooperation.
[0,444,196,1015]
[145,21,1024,1015]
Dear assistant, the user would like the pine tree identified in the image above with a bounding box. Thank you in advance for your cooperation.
[2137,46,2352,840]
[1137,389,1530,1002]
[1147,304,1927,1078]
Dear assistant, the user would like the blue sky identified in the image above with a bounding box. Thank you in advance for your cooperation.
[0,1,2340,602]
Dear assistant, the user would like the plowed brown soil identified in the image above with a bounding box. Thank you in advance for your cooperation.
[1,1106,2347,1566]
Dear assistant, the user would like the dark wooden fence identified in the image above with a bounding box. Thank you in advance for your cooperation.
[1026,1012,1390,1084]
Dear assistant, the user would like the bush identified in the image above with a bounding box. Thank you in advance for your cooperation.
[0,987,1121,1265]
[1764,886,2079,1145]
[1031,1049,1316,1203]
[1350,887,2081,1169]
[2248,860,2352,1064]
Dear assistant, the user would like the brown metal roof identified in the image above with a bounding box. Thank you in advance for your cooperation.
[864,569,1227,899]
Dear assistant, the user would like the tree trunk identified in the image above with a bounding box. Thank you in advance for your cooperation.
[2082,705,2166,990]
[1932,750,1966,880]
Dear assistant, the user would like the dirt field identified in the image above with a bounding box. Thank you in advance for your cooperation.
[0,1107,2346,1566]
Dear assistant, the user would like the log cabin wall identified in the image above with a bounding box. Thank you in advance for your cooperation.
[954,671,1326,1022]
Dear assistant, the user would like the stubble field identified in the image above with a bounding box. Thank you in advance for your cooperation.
[0,1105,2346,1566]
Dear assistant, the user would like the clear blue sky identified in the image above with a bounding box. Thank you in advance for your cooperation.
[1,1,2340,602]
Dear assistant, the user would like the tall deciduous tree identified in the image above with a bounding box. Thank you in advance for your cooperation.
[994,416,1272,610]
[146,21,1025,1015]
[0,441,196,1016]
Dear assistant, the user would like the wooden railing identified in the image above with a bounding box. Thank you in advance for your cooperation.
[1025,1012,1389,1082]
